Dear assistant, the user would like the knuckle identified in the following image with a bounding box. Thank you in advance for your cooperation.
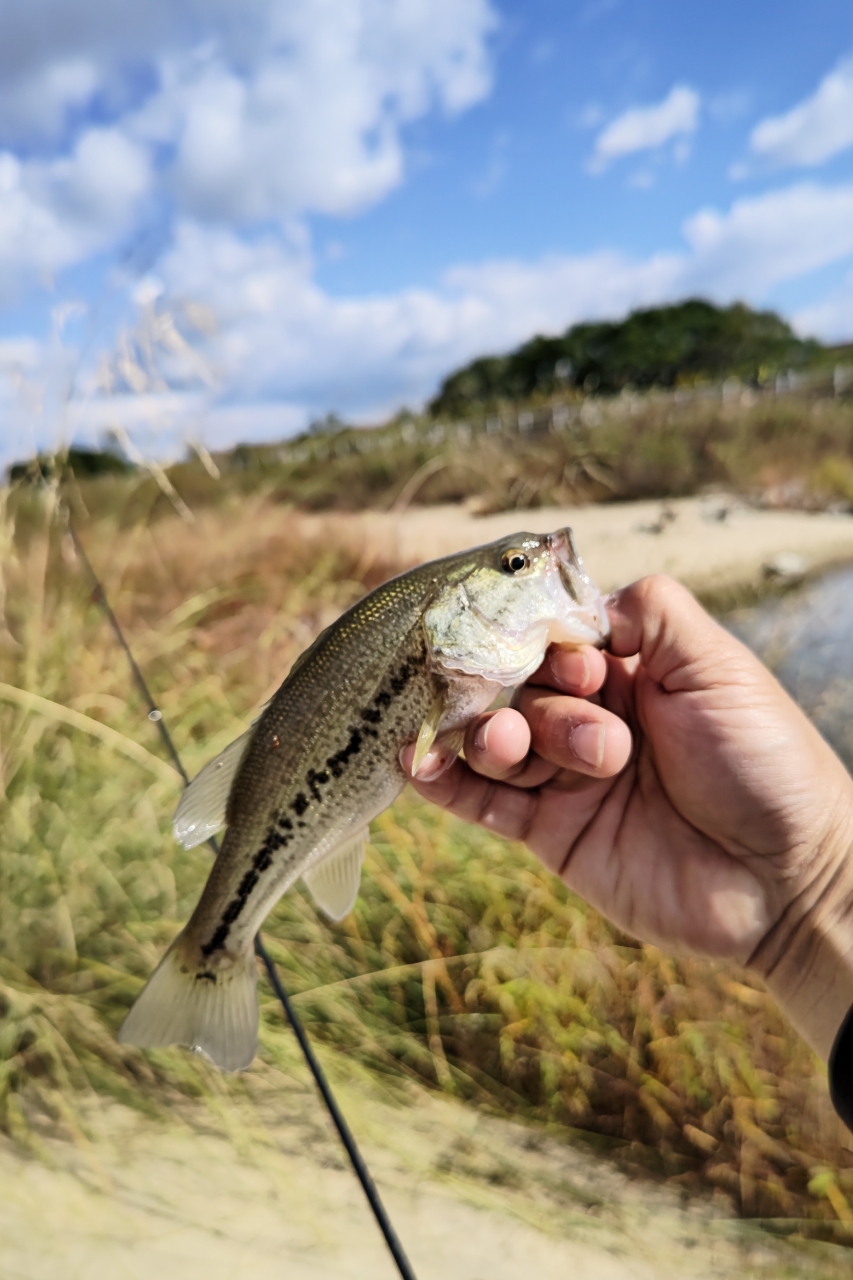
[635,573,685,608]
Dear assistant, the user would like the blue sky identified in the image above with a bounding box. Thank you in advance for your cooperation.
[2,0,853,465]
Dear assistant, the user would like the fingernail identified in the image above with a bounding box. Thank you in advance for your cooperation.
[576,649,590,688]
[472,717,492,754]
[550,646,589,689]
[413,746,453,781]
[571,722,605,769]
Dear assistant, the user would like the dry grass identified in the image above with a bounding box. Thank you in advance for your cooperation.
[2,478,853,1240]
[37,384,853,524]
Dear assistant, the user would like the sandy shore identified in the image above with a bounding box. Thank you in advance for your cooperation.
[334,495,853,594]
[1,1074,844,1280]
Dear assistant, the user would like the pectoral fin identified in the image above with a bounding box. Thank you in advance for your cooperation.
[412,689,448,775]
[303,832,366,921]
[173,726,256,849]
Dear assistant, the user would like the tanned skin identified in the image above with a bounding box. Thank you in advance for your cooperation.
[404,575,853,1060]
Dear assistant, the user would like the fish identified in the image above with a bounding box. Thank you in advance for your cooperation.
[118,528,609,1071]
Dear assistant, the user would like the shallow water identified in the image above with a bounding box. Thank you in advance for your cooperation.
[727,566,853,771]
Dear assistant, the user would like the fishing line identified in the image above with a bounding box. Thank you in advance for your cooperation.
[66,513,419,1280]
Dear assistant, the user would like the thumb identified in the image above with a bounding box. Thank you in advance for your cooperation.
[606,575,753,693]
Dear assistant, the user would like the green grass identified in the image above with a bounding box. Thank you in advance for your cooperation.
[1,478,853,1238]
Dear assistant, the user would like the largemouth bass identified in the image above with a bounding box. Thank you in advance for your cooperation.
[119,529,609,1070]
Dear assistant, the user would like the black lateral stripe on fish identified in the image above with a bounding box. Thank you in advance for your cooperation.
[119,528,610,1072]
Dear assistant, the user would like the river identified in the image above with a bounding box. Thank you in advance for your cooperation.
[727,566,853,771]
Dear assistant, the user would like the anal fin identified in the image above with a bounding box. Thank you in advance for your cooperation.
[303,831,366,921]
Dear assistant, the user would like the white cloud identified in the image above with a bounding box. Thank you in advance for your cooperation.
[78,219,669,424]
[441,251,681,343]
[0,337,41,372]
[145,181,853,424]
[152,54,408,222]
[750,57,853,168]
[51,127,151,226]
[794,273,853,343]
[1,0,496,225]
[0,128,151,300]
[682,182,853,296]
[590,84,699,172]
[149,221,682,417]
[138,0,495,221]
[0,57,100,145]
[0,0,496,293]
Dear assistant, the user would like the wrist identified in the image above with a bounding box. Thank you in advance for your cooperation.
[764,918,853,1061]
[754,812,853,1060]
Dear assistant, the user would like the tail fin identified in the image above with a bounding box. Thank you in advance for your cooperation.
[119,936,258,1072]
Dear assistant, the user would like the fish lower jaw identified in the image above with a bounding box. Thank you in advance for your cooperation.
[434,651,546,688]
[547,606,611,649]
[432,608,608,687]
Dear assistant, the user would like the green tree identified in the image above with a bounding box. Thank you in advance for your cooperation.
[429,299,822,415]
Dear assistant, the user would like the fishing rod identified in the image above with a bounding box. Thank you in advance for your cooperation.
[66,515,419,1280]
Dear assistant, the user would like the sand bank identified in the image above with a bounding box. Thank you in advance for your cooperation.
[0,1082,839,1280]
[335,495,853,595]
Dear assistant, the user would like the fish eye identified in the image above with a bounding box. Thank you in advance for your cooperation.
[500,549,530,574]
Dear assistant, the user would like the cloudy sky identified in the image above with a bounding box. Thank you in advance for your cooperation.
[2,0,853,464]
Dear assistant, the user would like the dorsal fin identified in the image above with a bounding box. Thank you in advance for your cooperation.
[173,726,256,849]
[302,832,366,921]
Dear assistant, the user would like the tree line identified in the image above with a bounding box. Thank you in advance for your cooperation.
[429,298,832,416]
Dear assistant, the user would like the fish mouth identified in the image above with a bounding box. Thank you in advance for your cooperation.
[546,529,610,648]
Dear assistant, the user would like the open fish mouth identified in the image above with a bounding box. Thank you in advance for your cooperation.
[547,528,611,648]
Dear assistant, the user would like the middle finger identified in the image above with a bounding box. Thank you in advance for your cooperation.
[508,686,633,778]
[463,696,632,783]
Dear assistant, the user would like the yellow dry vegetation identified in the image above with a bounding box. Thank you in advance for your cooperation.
[1,477,852,1241]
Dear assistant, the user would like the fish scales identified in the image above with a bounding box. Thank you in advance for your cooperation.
[119,529,610,1070]
[194,562,448,961]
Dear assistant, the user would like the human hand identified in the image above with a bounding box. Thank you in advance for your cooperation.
[403,576,853,1058]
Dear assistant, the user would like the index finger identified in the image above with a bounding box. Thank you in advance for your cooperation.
[402,748,539,842]
[529,643,608,697]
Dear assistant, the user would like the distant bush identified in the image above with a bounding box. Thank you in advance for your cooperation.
[429,299,825,415]
[8,447,135,483]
